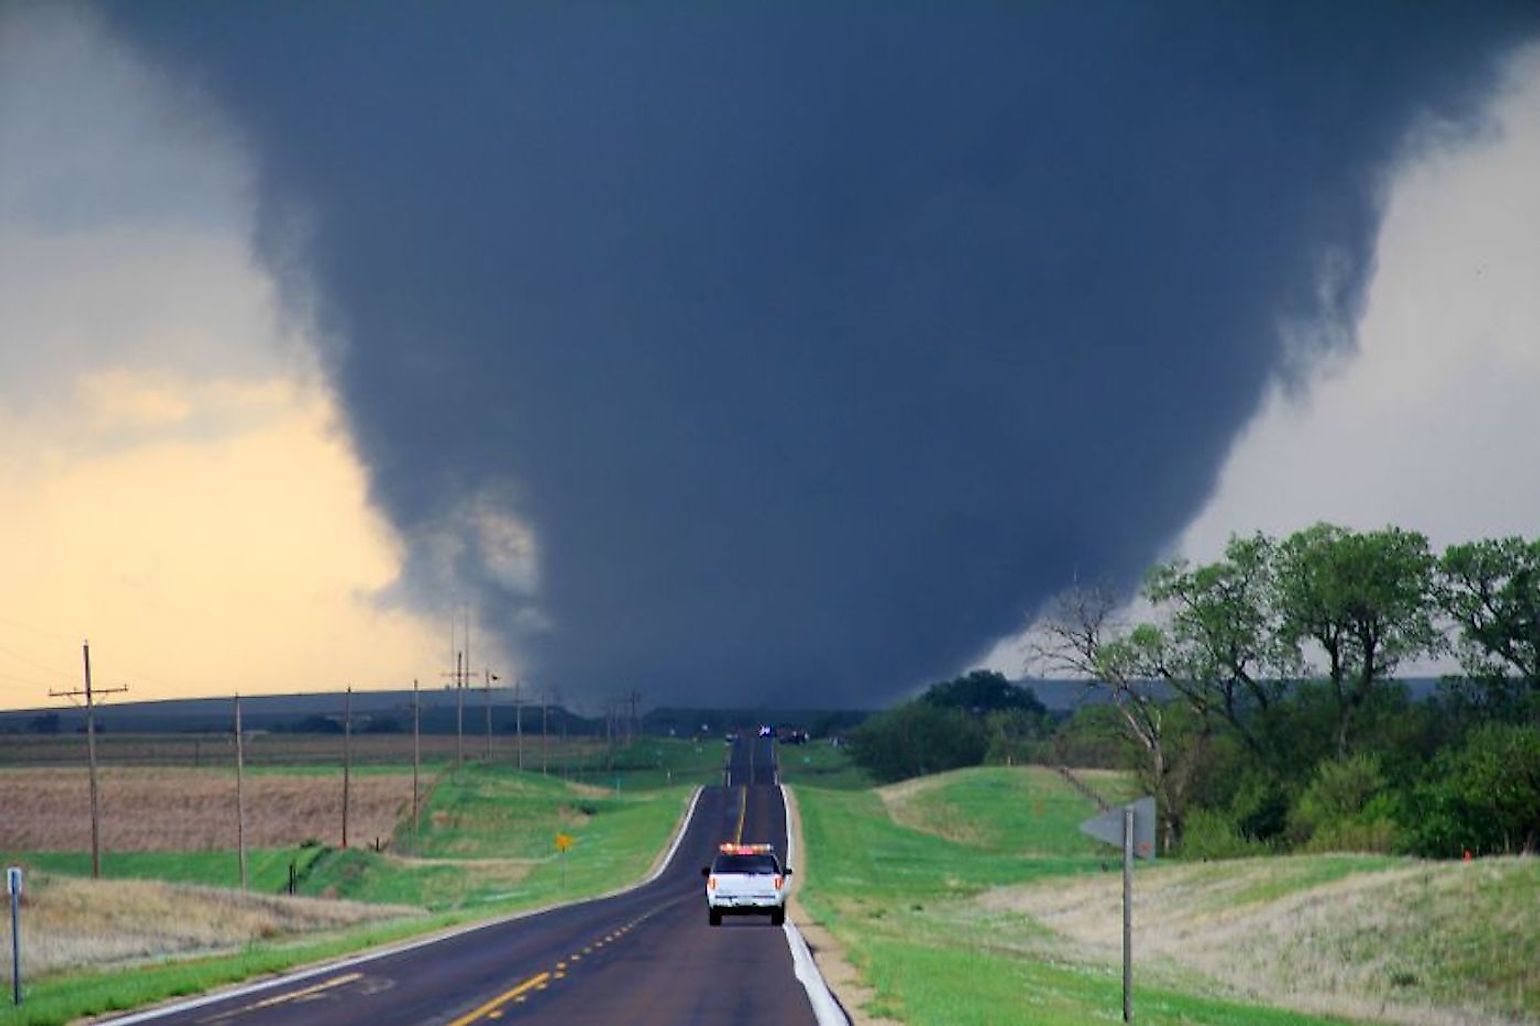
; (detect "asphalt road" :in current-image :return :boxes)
[113,735,818,1026]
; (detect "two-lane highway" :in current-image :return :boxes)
[113,736,820,1026]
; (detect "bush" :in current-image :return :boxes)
[1229,774,1291,845]
[1288,754,1401,852]
[848,701,988,783]
[1178,808,1266,860]
[1404,723,1540,857]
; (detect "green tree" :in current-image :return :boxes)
[1030,585,1203,851]
[920,669,1047,717]
[1144,533,1295,761]
[1438,537,1540,710]
[847,701,987,783]
[1287,754,1397,852]
[1274,524,1442,756]
[1405,723,1540,856]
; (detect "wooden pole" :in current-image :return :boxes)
[235,694,247,890]
[1123,804,1134,1023]
[483,670,493,761]
[411,679,421,851]
[342,686,352,849]
[84,642,101,879]
[455,652,464,769]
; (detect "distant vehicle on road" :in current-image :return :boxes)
[757,724,775,738]
[702,843,790,926]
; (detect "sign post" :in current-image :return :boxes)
[1080,797,1156,1022]
[7,867,21,1006]
[554,833,574,888]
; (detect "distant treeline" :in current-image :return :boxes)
[855,525,1540,861]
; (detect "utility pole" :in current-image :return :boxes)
[234,694,247,890]
[454,651,464,769]
[623,689,642,745]
[342,686,352,850]
[514,678,524,771]
[50,641,126,879]
[411,679,421,852]
[483,669,498,761]
[541,690,549,776]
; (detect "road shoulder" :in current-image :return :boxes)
[781,784,900,1026]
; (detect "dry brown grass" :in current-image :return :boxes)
[0,768,414,850]
[979,856,1540,1026]
[1,872,415,976]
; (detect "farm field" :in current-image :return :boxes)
[0,731,605,768]
[0,767,412,851]
[791,764,1540,1026]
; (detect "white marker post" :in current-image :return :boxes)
[7,866,21,1006]
[1080,797,1156,1022]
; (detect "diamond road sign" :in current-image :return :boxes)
[1080,797,1157,859]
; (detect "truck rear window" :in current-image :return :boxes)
[713,854,779,874]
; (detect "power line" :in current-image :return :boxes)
[0,642,75,681]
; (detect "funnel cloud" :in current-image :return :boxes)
[109,4,1539,705]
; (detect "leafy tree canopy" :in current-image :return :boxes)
[919,669,1046,717]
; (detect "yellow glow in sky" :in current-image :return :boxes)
[0,370,445,707]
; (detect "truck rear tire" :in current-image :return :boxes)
[709,909,722,927]
[770,907,785,926]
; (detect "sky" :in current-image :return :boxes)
[2,4,1538,711]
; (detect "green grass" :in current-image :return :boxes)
[0,847,329,892]
[797,787,1100,912]
[1221,853,1403,906]
[310,763,692,910]
[856,942,1363,1026]
[775,741,871,789]
[534,737,728,792]
[794,768,1367,1026]
[889,766,1117,856]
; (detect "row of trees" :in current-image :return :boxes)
[1032,525,1540,856]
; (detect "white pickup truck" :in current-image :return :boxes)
[702,843,790,926]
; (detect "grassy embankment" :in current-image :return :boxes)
[793,763,1540,1026]
[0,741,709,1026]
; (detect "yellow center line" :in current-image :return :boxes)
[445,972,552,1026]
[201,971,363,1021]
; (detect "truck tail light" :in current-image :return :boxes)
[773,875,783,890]
[707,876,717,890]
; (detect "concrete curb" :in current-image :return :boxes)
[100,785,705,1025]
[779,783,851,1026]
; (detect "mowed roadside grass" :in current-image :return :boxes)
[777,741,872,790]
[793,767,1373,1026]
[991,854,1540,1025]
[307,764,694,909]
[0,847,328,893]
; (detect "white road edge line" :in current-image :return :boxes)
[99,785,705,1026]
[779,782,851,1026]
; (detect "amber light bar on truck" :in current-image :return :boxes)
[718,843,774,855]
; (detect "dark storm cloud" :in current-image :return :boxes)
[110,3,1538,706]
